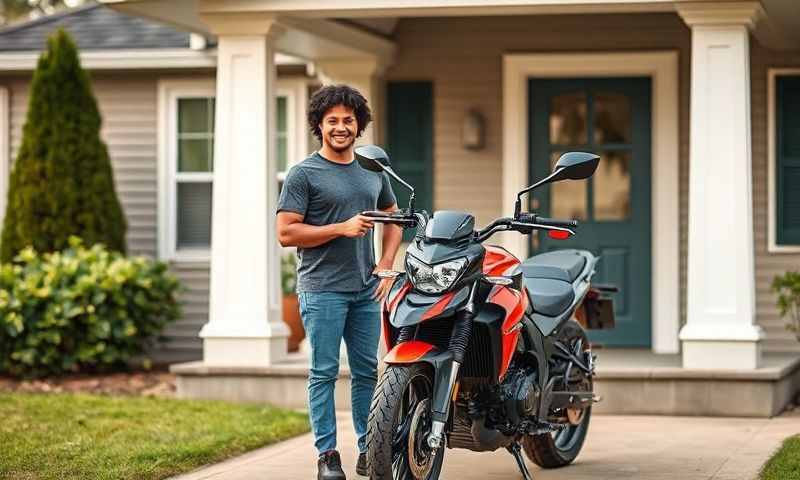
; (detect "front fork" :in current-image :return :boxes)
[426,360,460,449]
[426,310,473,449]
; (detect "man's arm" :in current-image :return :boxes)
[277,211,374,248]
[371,203,403,301]
[376,203,403,270]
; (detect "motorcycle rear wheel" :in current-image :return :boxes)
[523,321,593,468]
[366,363,445,480]
[522,406,592,468]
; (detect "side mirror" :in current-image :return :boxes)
[512,151,600,218]
[355,144,417,212]
[355,145,391,172]
[552,152,600,181]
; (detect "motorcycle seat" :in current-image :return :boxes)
[522,277,574,317]
[520,250,589,317]
[520,250,587,283]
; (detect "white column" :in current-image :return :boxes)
[678,4,764,369]
[199,21,289,366]
[317,58,386,145]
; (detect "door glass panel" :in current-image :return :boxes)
[593,92,631,144]
[549,151,587,220]
[594,150,631,221]
[549,92,587,145]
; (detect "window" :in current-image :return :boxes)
[770,72,800,251]
[276,95,289,176]
[175,97,215,251]
[159,80,303,261]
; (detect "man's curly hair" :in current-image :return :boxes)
[307,84,372,143]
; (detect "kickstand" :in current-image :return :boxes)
[506,442,534,480]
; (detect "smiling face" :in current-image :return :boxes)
[320,104,358,153]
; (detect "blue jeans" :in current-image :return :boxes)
[299,283,381,455]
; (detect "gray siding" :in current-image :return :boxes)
[3,72,210,362]
[750,42,800,353]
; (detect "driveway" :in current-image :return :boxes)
[171,412,799,480]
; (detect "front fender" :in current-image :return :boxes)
[383,340,438,364]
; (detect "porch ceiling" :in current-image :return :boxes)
[100,0,396,61]
[102,0,800,50]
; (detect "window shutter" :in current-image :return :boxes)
[777,76,800,245]
[387,82,434,241]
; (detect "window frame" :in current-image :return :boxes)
[768,69,800,252]
[158,79,215,262]
[276,78,310,182]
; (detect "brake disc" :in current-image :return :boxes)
[407,398,435,479]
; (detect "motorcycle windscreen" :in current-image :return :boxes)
[390,285,471,328]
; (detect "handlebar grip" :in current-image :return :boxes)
[517,213,578,229]
[361,210,417,227]
[537,216,579,229]
[362,210,392,218]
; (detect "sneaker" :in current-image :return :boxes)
[356,452,368,476]
[317,450,346,480]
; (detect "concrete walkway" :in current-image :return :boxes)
[171,412,800,480]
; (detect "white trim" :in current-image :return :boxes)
[767,68,800,253]
[0,49,216,71]
[0,49,307,72]
[0,86,8,226]
[501,51,680,354]
[157,78,216,262]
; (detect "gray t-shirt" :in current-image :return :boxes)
[277,152,397,293]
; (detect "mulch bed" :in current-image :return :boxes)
[0,370,176,397]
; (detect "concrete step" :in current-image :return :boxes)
[171,351,800,417]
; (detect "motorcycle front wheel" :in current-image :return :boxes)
[366,363,445,480]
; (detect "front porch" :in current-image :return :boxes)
[96,0,800,417]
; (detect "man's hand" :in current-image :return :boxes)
[372,268,395,303]
[340,214,374,238]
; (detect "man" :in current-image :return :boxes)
[276,84,403,480]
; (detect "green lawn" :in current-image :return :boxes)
[762,435,800,480]
[0,393,309,480]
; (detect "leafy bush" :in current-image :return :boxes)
[772,271,800,342]
[1,29,126,262]
[0,238,181,377]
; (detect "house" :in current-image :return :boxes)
[3,0,799,416]
[0,3,319,363]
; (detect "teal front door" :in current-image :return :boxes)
[529,78,652,347]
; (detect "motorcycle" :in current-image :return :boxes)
[358,144,616,480]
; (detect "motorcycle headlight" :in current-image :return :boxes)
[405,256,468,294]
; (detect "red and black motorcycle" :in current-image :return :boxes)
[357,145,615,480]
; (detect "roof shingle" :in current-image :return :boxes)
[0,3,193,51]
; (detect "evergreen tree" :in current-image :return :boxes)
[1,29,126,262]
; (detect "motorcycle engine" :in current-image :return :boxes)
[497,367,540,424]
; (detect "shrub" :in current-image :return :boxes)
[1,29,126,262]
[772,271,800,342]
[0,237,181,377]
